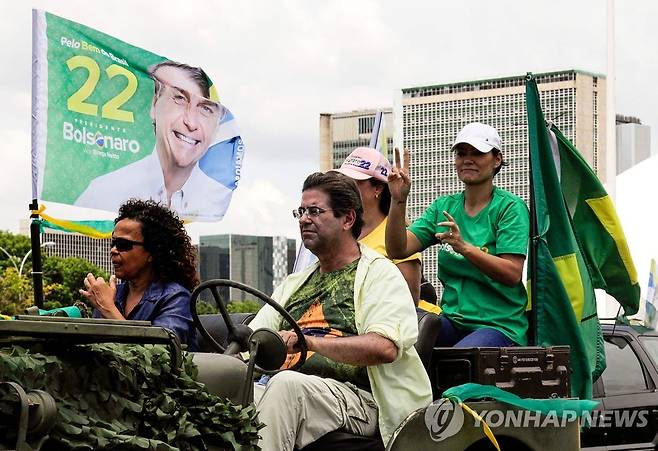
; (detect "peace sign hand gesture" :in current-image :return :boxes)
[388,147,412,203]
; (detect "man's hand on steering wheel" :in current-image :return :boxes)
[279,329,306,354]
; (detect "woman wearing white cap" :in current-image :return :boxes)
[386,123,529,347]
[336,147,426,306]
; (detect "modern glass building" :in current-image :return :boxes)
[199,234,296,304]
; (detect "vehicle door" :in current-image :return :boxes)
[593,329,658,448]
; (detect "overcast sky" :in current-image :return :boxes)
[0,0,655,296]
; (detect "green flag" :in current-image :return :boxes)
[32,10,245,222]
[526,75,639,399]
[551,126,640,314]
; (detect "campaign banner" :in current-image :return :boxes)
[32,10,244,222]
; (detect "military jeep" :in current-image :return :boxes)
[1,279,582,450]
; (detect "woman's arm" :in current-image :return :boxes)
[150,288,195,345]
[458,248,524,286]
[396,259,422,306]
[386,148,424,258]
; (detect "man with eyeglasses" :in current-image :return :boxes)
[247,171,431,450]
[75,61,240,220]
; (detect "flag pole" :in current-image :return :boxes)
[604,0,618,319]
[370,111,383,149]
[606,0,616,199]
[526,73,538,346]
[30,11,44,308]
[28,200,45,309]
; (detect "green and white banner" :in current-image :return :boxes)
[32,10,244,222]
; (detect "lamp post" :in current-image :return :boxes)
[18,242,56,278]
[0,246,19,273]
[1,241,56,306]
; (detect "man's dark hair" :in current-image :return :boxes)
[116,199,199,290]
[302,172,364,239]
[148,60,212,99]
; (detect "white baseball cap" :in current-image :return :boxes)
[336,147,391,182]
[451,123,502,153]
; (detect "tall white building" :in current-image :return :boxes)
[401,70,607,289]
[616,115,652,174]
[19,220,113,275]
[42,230,113,275]
[319,108,394,171]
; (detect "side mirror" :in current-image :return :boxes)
[250,328,287,371]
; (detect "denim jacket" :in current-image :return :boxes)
[93,280,194,347]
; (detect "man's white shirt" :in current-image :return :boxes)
[75,149,232,221]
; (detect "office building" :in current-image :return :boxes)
[319,108,395,171]
[616,115,652,174]
[199,234,296,304]
[41,230,113,275]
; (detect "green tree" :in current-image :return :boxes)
[193,300,262,316]
[0,267,33,315]
[0,231,31,273]
[195,301,219,315]
[227,299,261,314]
[0,230,108,315]
[42,256,109,309]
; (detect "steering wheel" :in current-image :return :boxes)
[190,279,307,372]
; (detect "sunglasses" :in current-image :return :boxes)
[111,237,145,252]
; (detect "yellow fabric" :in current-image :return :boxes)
[209,84,220,102]
[525,278,532,311]
[418,300,442,314]
[586,195,638,284]
[553,254,585,321]
[460,402,501,451]
[33,205,113,239]
[359,217,422,265]
[248,245,432,445]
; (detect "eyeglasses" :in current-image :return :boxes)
[152,76,226,120]
[292,206,332,219]
[111,237,145,252]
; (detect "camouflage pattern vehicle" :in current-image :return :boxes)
[1,280,582,451]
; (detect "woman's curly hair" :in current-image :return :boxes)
[116,199,199,290]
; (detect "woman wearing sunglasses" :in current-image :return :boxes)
[80,199,198,346]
